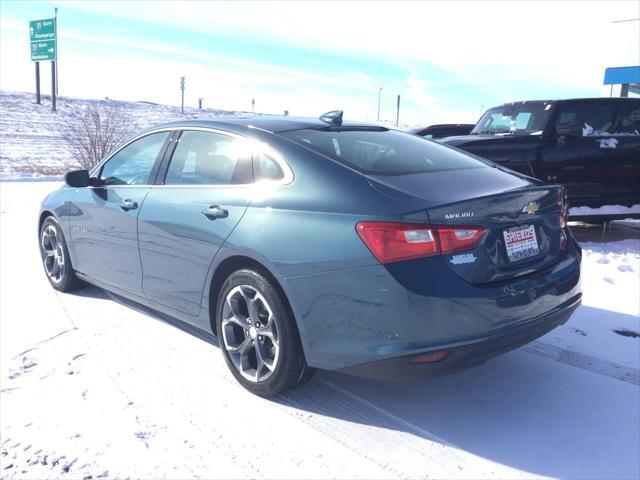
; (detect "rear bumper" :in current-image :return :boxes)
[335,293,580,380]
[285,237,581,372]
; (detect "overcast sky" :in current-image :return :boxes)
[1,1,638,125]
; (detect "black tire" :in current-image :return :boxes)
[216,269,315,396]
[39,216,82,292]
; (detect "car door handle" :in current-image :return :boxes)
[201,205,228,220]
[119,199,138,211]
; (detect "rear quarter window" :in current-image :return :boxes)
[280,128,488,175]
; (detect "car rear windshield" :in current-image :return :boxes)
[279,128,488,175]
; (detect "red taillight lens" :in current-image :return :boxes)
[437,227,487,254]
[560,202,569,228]
[356,222,438,263]
[356,222,486,264]
[556,189,569,228]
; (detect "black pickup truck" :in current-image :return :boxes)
[441,98,640,210]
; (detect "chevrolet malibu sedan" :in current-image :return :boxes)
[39,112,582,396]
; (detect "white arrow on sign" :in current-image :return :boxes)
[48,48,54,53]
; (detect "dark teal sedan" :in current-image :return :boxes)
[38,112,582,396]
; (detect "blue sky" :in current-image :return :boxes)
[1,1,638,125]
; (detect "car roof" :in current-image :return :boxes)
[147,116,381,135]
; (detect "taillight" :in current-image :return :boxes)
[556,188,569,228]
[356,222,486,264]
[560,201,569,228]
[437,228,487,254]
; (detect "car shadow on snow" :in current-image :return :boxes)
[74,285,639,479]
[278,306,639,480]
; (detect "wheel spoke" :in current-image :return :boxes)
[262,354,276,372]
[49,228,58,250]
[222,315,247,329]
[225,294,244,321]
[51,260,60,279]
[228,335,252,354]
[254,342,265,380]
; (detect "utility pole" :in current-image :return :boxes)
[396,94,400,127]
[180,76,185,114]
[198,98,203,109]
[377,87,383,122]
[252,98,255,113]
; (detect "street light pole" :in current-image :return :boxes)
[377,87,383,122]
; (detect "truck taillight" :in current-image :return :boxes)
[356,222,486,264]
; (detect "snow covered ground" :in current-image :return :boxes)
[0,181,638,479]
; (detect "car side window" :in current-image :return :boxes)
[164,130,253,185]
[253,152,284,182]
[99,132,170,186]
[554,103,614,136]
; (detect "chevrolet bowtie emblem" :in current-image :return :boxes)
[522,202,540,214]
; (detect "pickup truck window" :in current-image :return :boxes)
[555,102,640,136]
[555,104,613,136]
[471,104,550,135]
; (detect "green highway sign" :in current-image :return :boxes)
[29,18,56,62]
[31,40,56,61]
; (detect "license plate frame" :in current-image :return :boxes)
[503,224,540,262]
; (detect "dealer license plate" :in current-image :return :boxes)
[503,224,539,262]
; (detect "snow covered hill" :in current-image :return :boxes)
[0,90,415,181]
[0,91,252,180]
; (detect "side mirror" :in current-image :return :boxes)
[65,169,90,188]
[556,123,583,138]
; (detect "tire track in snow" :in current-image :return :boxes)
[524,341,639,385]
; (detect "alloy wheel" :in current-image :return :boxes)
[221,285,280,383]
[41,224,65,284]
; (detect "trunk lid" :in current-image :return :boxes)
[367,168,566,284]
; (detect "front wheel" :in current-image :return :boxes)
[39,216,82,292]
[216,269,314,396]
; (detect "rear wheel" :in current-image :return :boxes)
[216,269,314,396]
[39,216,82,292]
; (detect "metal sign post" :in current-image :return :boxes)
[51,60,56,111]
[29,18,56,109]
[396,94,400,127]
[35,62,41,104]
[180,76,185,114]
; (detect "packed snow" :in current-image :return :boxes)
[0,181,638,479]
[569,204,640,217]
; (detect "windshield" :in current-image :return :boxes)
[280,128,489,176]
[471,104,551,135]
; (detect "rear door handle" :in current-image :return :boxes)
[119,199,138,211]
[201,205,228,220]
